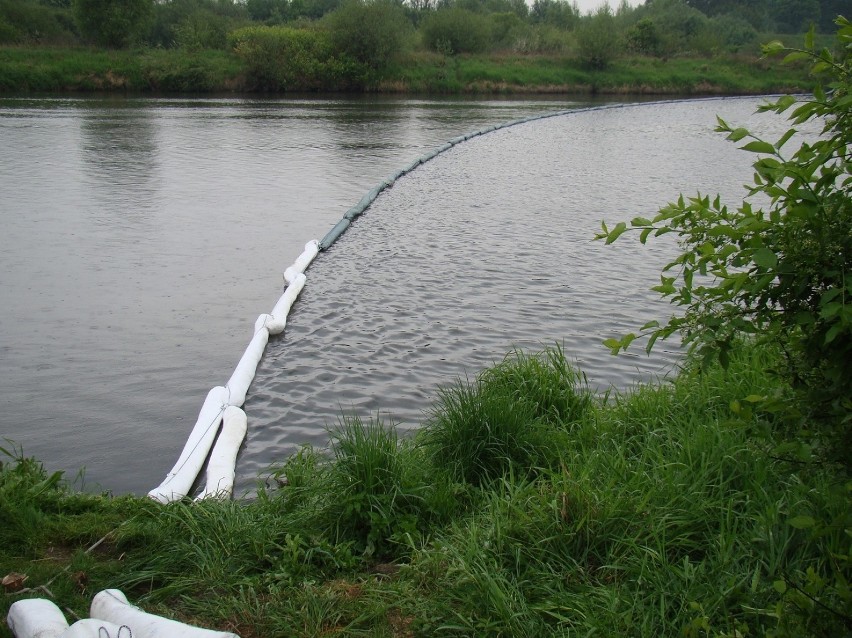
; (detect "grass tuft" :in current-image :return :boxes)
[1,340,848,637]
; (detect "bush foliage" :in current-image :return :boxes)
[598,18,851,455]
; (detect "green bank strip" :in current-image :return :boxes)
[0,47,812,95]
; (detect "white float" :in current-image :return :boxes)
[6,598,69,638]
[148,386,229,504]
[283,240,319,284]
[61,619,128,638]
[196,406,247,500]
[149,241,317,503]
[91,590,239,638]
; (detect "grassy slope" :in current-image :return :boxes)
[0,45,813,94]
[1,342,848,637]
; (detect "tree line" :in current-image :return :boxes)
[0,0,844,89]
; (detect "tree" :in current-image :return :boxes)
[597,18,852,447]
[771,0,820,33]
[421,7,492,54]
[326,0,412,71]
[72,0,153,47]
[575,6,620,70]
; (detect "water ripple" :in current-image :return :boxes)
[238,97,788,494]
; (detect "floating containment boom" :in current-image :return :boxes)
[149,101,641,503]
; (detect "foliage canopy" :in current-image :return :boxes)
[598,17,851,449]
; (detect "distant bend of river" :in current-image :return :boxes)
[0,95,790,495]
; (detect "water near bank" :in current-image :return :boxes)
[0,95,788,495]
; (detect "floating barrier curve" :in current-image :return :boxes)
[149,99,707,503]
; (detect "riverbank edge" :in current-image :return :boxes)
[1,341,849,637]
[0,46,813,96]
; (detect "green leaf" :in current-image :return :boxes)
[726,128,749,142]
[741,140,776,154]
[782,51,810,64]
[631,216,652,227]
[774,128,796,150]
[640,320,660,331]
[762,40,785,56]
[605,222,628,245]
[824,323,842,345]
[788,515,816,529]
[774,95,797,112]
[602,338,622,354]
[752,247,777,269]
[773,580,788,594]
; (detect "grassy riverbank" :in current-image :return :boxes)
[2,342,849,637]
[0,45,813,95]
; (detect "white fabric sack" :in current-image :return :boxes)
[196,406,247,500]
[7,598,69,638]
[90,590,239,638]
[147,386,229,504]
[267,273,306,335]
[224,326,269,408]
[60,619,128,638]
[283,240,319,284]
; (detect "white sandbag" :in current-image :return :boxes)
[7,598,69,638]
[147,386,229,504]
[267,273,306,335]
[196,406,247,500]
[224,326,269,408]
[60,619,128,638]
[90,590,239,638]
[283,240,319,284]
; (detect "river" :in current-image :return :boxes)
[0,94,788,495]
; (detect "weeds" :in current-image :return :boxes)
[1,342,849,637]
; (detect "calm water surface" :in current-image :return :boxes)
[0,95,787,495]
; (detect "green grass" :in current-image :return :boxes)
[0,45,813,95]
[382,50,813,94]
[0,46,243,92]
[1,342,849,637]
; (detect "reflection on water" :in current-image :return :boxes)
[79,107,160,230]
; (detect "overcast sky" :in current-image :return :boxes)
[571,0,644,15]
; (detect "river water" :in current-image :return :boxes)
[0,95,788,495]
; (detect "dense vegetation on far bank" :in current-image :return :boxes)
[0,45,816,94]
[0,0,839,94]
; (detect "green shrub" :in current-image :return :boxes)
[626,17,661,56]
[488,11,528,51]
[325,0,412,71]
[72,0,154,48]
[0,0,78,45]
[228,24,356,90]
[421,7,492,55]
[598,20,852,457]
[709,13,758,49]
[529,0,578,30]
[575,6,620,70]
[173,10,229,50]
